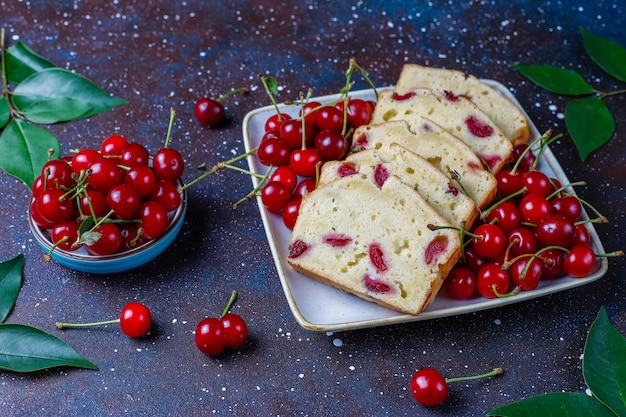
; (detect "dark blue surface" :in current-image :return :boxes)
[1,1,625,416]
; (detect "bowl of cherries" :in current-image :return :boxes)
[28,133,187,274]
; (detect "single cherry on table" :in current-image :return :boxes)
[55,302,153,338]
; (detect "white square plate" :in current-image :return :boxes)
[242,81,608,332]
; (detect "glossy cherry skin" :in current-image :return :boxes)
[139,201,169,239]
[119,302,152,338]
[195,317,225,356]
[564,243,596,278]
[195,97,225,126]
[51,221,80,251]
[289,148,322,177]
[86,223,122,255]
[445,267,477,300]
[485,201,521,233]
[535,214,575,248]
[410,368,448,407]
[510,257,543,291]
[221,313,248,349]
[153,148,184,182]
[477,264,510,298]
[472,224,506,259]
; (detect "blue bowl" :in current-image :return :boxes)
[29,190,187,274]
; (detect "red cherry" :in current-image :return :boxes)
[522,170,552,197]
[195,97,225,127]
[257,137,291,167]
[153,147,184,181]
[264,113,291,132]
[261,181,291,213]
[472,224,506,259]
[495,168,524,197]
[294,178,316,198]
[124,165,157,198]
[551,195,582,221]
[316,105,343,132]
[36,188,73,224]
[314,129,348,161]
[564,243,597,278]
[51,221,80,252]
[289,148,322,177]
[71,149,101,175]
[119,302,152,338]
[149,180,182,212]
[86,223,122,255]
[510,257,543,291]
[300,101,322,128]
[41,159,75,190]
[107,184,141,220]
[279,119,316,149]
[221,313,248,349]
[120,143,150,167]
[519,193,552,224]
[269,166,298,193]
[410,368,448,407]
[100,135,129,161]
[477,264,510,298]
[78,189,110,218]
[485,201,521,234]
[139,201,169,239]
[511,143,536,169]
[282,197,302,230]
[87,158,123,193]
[195,317,225,356]
[535,214,575,248]
[444,267,477,300]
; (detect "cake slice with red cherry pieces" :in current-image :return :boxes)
[352,120,497,210]
[370,87,513,174]
[287,174,461,316]
[393,63,530,145]
[319,143,479,229]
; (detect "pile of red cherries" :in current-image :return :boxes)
[29,134,184,256]
[445,138,607,300]
[255,97,376,229]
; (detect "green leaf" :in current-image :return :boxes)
[0,324,98,372]
[0,119,61,188]
[264,76,279,95]
[12,68,127,123]
[18,97,95,124]
[4,41,56,85]
[583,306,626,416]
[0,96,9,129]
[513,64,596,95]
[565,97,615,160]
[581,27,626,82]
[0,254,24,323]
[487,392,616,417]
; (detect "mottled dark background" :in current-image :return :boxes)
[1,1,625,416]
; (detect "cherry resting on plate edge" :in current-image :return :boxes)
[55,302,152,338]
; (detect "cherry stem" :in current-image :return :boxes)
[232,164,273,208]
[55,318,119,330]
[446,367,504,383]
[220,290,238,318]
[163,107,176,149]
[216,87,248,102]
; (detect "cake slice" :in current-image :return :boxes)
[352,120,497,209]
[370,88,513,174]
[287,174,461,315]
[319,143,479,228]
[393,63,530,145]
